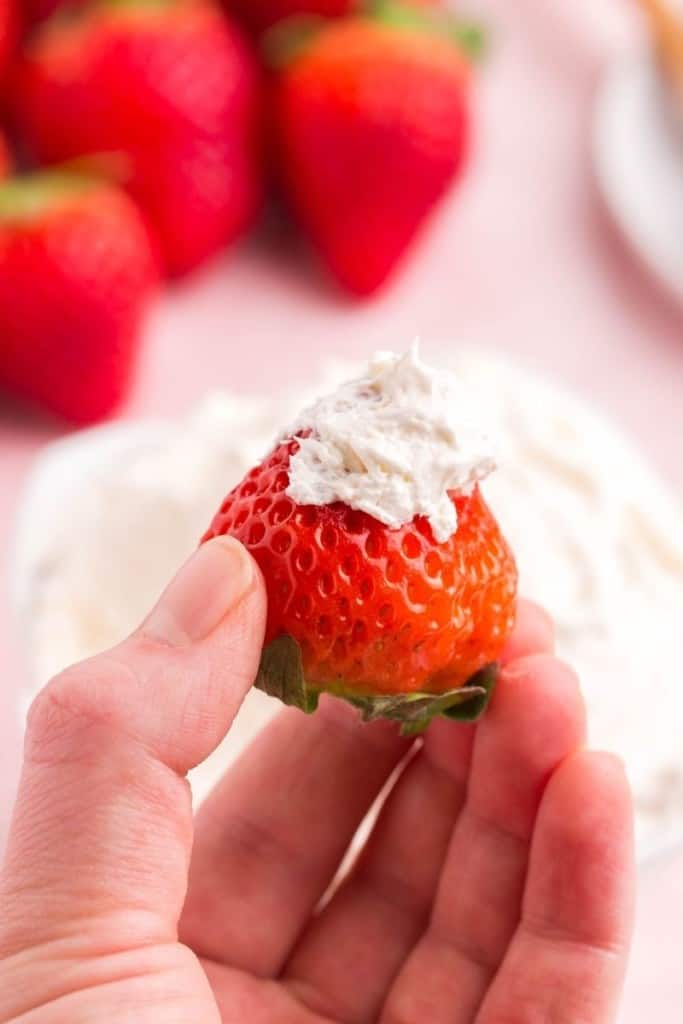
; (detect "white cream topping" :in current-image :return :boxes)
[284,343,495,542]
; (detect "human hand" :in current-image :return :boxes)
[0,537,635,1023]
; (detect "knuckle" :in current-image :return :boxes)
[25,655,137,765]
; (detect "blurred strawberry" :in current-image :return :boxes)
[0,130,10,177]
[274,5,478,296]
[1,0,17,81]
[14,0,264,277]
[0,171,157,423]
[228,0,440,35]
[20,0,86,30]
[230,0,355,35]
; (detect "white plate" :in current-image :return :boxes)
[594,53,683,305]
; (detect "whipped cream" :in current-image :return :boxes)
[285,344,495,542]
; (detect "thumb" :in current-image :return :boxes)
[0,536,266,960]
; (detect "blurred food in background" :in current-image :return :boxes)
[273,10,474,295]
[0,171,157,423]
[227,0,439,36]
[0,127,9,176]
[0,0,15,81]
[0,0,481,422]
[228,0,357,35]
[13,0,264,277]
[640,0,683,116]
[594,0,683,308]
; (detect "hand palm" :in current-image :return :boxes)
[0,540,633,1024]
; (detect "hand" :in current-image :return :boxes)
[0,537,635,1023]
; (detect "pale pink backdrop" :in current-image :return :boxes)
[1,0,682,1016]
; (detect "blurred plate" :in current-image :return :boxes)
[594,52,683,305]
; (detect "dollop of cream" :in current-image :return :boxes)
[284,343,496,542]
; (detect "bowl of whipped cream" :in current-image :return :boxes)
[9,349,683,861]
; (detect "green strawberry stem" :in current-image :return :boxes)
[255,633,498,736]
[0,171,91,223]
[0,155,132,223]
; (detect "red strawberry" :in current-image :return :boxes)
[203,437,517,731]
[0,130,10,177]
[274,8,476,296]
[230,0,355,35]
[0,171,157,423]
[13,0,264,277]
[19,0,85,30]
[0,0,16,80]
[228,0,440,35]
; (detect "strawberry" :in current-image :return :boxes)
[273,7,477,296]
[13,0,264,277]
[203,437,517,732]
[19,0,84,30]
[0,130,9,177]
[227,0,440,35]
[0,0,16,80]
[0,171,157,423]
[230,0,355,36]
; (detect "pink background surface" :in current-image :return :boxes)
[1,0,682,1017]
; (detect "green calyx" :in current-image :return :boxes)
[0,171,93,224]
[0,154,131,225]
[255,633,498,736]
[262,15,330,69]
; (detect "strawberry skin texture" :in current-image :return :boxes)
[14,0,264,277]
[203,439,518,697]
[0,181,157,423]
[275,19,471,296]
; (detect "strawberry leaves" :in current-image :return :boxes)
[255,633,498,735]
[256,633,321,713]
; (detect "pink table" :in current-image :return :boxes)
[1,1,681,1017]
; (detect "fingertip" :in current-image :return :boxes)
[502,599,555,664]
[544,749,634,843]
[528,748,636,946]
[495,653,587,742]
[141,535,261,647]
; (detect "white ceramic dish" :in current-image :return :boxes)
[594,52,683,305]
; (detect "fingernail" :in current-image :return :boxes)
[142,537,254,646]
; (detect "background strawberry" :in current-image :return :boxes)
[19,0,86,30]
[274,10,474,296]
[0,0,16,80]
[203,437,517,729]
[0,130,9,177]
[0,172,157,423]
[14,0,264,277]
[229,0,355,36]
[228,0,440,35]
